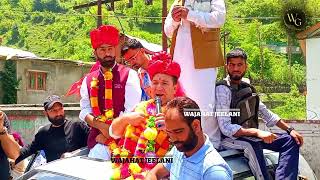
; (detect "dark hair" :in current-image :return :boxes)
[226,48,247,64]
[172,76,178,85]
[166,97,202,127]
[121,38,144,56]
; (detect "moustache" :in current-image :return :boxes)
[55,115,64,120]
[102,56,114,60]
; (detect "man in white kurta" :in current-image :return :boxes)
[79,25,141,160]
[79,67,141,160]
[164,0,226,149]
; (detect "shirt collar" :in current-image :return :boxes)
[138,67,147,74]
[184,134,214,163]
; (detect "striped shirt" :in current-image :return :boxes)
[215,84,280,138]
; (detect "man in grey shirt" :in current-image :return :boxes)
[215,48,303,180]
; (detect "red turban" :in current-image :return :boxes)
[90,25,119,49]
[148,51,181,80]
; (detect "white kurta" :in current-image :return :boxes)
[164,0,226,149]
[79,66,142,160]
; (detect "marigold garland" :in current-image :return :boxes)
[110,99,171,180]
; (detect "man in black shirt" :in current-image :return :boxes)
[15,95,90,164]
[0,110,20,180]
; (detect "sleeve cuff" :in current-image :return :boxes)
[109,124,121,139]
[79,110,92,121]
[230,125,242,139]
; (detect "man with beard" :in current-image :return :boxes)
[79,25,141,159]
[215,48,304,180]
[15,95,90,164]
[146,97,232,180]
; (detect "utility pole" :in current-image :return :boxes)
[162,0,168,51]
[74,0,120,28]
[97,0,102,27]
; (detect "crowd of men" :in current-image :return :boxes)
[0,0,304,179]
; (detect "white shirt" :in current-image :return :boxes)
[164,0,226,149]
[164,0,226,39]
[79,67,142,121]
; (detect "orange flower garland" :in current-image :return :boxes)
[90,69,114,125]
[110,100,171,180]
[89,69,118,152]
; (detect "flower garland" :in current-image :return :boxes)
[110,99,171,180]
[89,69,118,152]
[90,69,114,124]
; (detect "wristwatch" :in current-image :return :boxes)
[286,127,295,135]
[0,127,7,135]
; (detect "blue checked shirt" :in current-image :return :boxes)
[215,81,280,138]
[138,68,151,101]
[163,134,233,180]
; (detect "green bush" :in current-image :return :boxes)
[271,85,306,120]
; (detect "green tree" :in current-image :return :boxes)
[0,60,20,104]
[7,25,20,45]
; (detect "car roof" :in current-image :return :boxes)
[19,150,279,179]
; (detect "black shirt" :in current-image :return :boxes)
[0,113,11,180]
[16,119,89,164]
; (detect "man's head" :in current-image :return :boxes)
[121,39,149,70]
[226,48,248,82]
[43,95,65,127]
[147,52,180,106]
[90,25,120,69]
[165,97,202,153]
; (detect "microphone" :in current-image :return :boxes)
[155,96,162,114]
[155,96,164,129]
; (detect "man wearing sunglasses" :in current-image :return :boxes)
[15,95,90,164]
[121,38,152,101]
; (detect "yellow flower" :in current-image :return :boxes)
[109,142,117,150]
[90,79,99,88]
[99,115,107,122]
[105,110,114,119]
[104,71,113,80]
[105,89,112,99]
[125,125,135,138]
[129,163,142,174]
[144,127,158,141]
[90,97,98,107]
[120,150,129,157]
[113,148,121,156]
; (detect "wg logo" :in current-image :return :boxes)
[283,7,306,31]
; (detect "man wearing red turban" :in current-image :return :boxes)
[78,25,141,160]
[110,51,182,138]
[100,52,181,179]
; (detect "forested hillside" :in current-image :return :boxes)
[1,0,319,86]
[1,0,319,118]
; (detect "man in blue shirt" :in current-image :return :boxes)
[146,97,232,180]
[121,38,152,101]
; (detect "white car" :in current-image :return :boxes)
[17,148,317,180]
